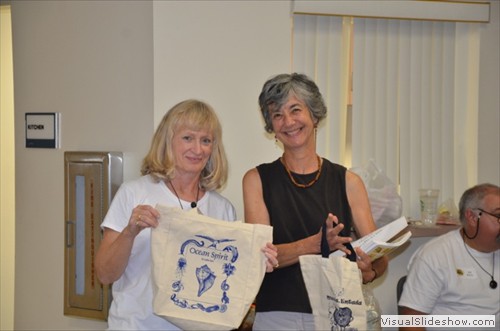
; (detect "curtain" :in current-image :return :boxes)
[352,18,480,219]
[293,14,480,219]
[292,14,350,164]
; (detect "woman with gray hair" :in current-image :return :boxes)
[96,99,278,330]
[243,73,388,330]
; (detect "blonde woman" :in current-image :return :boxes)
[96,99,277,330]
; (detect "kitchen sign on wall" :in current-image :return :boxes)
[25,112,60,148]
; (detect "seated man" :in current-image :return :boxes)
[399,183,499,330]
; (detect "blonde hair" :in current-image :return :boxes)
[141,99,228,191]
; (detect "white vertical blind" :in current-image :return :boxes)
[352,18,480,219]
[293,13,480,220]
[454,23,480,200]
[292,15,350,163]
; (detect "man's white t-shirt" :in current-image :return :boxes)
[101,175,237,330]
[399,229,499,330]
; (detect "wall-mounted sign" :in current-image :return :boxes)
[25,112,60,148]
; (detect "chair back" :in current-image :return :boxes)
[396,275,407,313]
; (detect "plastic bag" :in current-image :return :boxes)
[350,159,403,227]
[363,285,381,331]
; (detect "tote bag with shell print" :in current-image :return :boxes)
[300,254,368,331]
[299,223,367,331]
[151,204,273,330]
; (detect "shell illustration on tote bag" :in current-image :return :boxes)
[170,234,238,313]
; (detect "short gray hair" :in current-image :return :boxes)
[258,73,327,133]
[458,183,500,224]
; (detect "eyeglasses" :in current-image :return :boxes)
[475,208,500,223]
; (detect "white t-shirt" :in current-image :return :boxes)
[101,175,237,330]
[399,229,499,329]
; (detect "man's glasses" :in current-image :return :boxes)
[475,208,500,222]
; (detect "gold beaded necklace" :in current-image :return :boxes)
[281,155,322,188]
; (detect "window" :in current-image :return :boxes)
[292,8,484,219]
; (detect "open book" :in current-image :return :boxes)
[332,216,411,261]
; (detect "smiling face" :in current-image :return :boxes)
[171,126,214,177]
[271,94,317,151]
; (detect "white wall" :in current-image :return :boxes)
[8,0,499,329]
[10,1,153,330]
[153,1,292,215]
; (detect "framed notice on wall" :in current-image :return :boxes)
[25,112,60,148]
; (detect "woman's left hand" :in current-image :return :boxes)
[262,242,279,273]
[355,247,377,283]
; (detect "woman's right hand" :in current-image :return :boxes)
[127,204,160,235]
[96,204,160,285]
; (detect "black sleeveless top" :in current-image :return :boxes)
[255,158,353,313]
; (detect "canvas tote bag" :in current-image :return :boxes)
[299,224,367,330]
[151,204,273,330]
